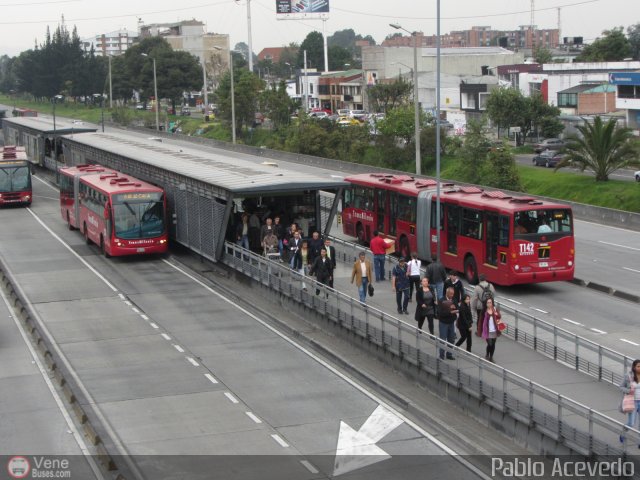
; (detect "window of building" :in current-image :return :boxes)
[557,92,577,108]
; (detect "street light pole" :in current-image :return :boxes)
[214,45,236,144]
[108,55,113,109]
[390,23,421,176]
[141,53,160,131]
[435,0,442,261]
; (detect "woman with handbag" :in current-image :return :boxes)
[481,297,502,363]
[414,277,436,334]
[619,359,640,445]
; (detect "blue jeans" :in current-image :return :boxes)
[237,235,249,250]
[395,288,409,312]
[357,277,369,303]
[374,255,385,282]
[438,321,456,359]
[434,281,444,301]
[625,400,640,430]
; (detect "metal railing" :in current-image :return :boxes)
[222,241,640,459]
[326,235,637,388]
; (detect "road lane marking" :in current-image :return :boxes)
[623,267,640,274]
[598,241,640,252]
[173,345,185,353]
[531,307,548,314]
[150,322,159,329]
[590,328,607,334]
[140,314,149,320]
[161,333,171,341]
[186,356,199,367]
[204,373,218,384]
[621,339,640,346]
[224,392,239,404]
[118,294,126,300]
[504,298,522,305]
[131,307,140,313]
[271,434,290,448]
[124,301,132,306]
[562,318,582,326]
[300,460,319,474]
[245,412,262,424]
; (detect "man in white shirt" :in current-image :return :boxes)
[407,252,421,302]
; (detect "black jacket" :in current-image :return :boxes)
[309,256,333,284]
[457,303,473,329]
[443,278,464,306]
[438,297,458,324]
[414,286,437,321]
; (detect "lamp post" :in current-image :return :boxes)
[214,46,236,144]
[436,0,442,261]
[390,23,421,176]
[141,53,159,131]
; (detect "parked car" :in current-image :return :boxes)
[337,116,360,126]
[309,111,329,119]
[533,150,564,168]
[534,138,566,153]
[635,170,640,182]
[337,109,350,117]
[349,110,368,122]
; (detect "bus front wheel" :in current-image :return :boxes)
[464,255,479,285]
[100,236,111,258]
[84,224,91,245]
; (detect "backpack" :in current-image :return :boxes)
[480,284,493,304]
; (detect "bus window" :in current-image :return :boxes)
[397,195,416,223]
[352,187,373,210]
[462,207,481,239]
[343,188,353,209]
[446,205,460,254]
[514,209,572,236]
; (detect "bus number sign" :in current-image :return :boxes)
[519,242,535,256]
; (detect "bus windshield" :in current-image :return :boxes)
[0,165,31,192]
[112,194,165,239]
[514,208,572,237]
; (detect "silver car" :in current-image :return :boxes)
[534,138,566,153]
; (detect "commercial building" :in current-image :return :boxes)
[609,72,640,132]
[81,29,138,56]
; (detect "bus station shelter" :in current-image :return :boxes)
[59,131,346,262]
[2,116,98,170]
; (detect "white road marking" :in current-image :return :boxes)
[504,298,522,305]
[531,307,549,314]
[621,339,640,346]
[131,307,140,313]
[224,392,239,404]
[173,344,185,353]
[591,328,607,334]
[623,267,640,274]
[271,434,290,448]
[598,241,640,252]
[161,333,171,341]
[186,356,199,367]
[0,288,105,479]
[562,318,582,326]
[245,412,262,424]
[150,322,159,329]
[124,300,132,306]
[118,294,126,300]
[204,373,218,384]
[300,460,319,474]
[140,314,149,320]
[162,259,492,480]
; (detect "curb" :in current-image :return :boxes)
[573,277,639,304]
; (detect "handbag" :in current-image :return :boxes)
[368,283,375,297]
[622,393,635,413]
[496,320,507,332]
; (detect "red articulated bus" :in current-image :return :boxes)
[341,173,575,286]
[59,164,168,257]
[13,108,38,117]
[0,145,32,206]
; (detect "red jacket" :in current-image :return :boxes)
[370,236,386,255]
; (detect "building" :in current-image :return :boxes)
[556,84,617,116]
[81,29,138,56]
[609,72,640,132]
[318,70,364,112]
[257,47,298,63]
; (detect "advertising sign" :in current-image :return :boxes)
[276,0,330,14]
[609,72,640,86]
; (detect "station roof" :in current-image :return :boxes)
[60,132,348,195]
[2,116,98,135]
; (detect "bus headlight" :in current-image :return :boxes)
[568,261,573,266]
[159,239,167,244]
[514,265,520,271]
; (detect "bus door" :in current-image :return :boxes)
[485,212,499,266]
[388,191,398,236]
[375,189,387,234]
[446,204,459,254]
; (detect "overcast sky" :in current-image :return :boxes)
[1,0,638,57]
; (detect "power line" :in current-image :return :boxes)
[0,0,79,6]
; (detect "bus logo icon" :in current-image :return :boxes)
[7,456,30,478]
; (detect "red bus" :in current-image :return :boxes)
[13,108,38,117]
[59,165,168,257]
[341,173,575,286]
[0,146,32,206]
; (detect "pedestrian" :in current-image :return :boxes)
[481,297,501,362]
[444,271,464,307]
[323,238,336,287]
[426,259,447,300]
[369,230,387,282]
[287,230,303,269]
[248,211,261,250]
[619,359,640,445]
[455,293,473,352]
[292,240,310,291]
[392,258,410,315]
[472,274,496,337]
[259,217,274,245]
[414,277,437,334]
[350,251,373,303]
[407,252,422,302]
[309,247,334,296]
[308,231,324,263]
[438,287,458,360]
[262,230,279,257]
[273,216,285,261]
[235,213,250,251]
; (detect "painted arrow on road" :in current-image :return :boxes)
[333,405,404,476]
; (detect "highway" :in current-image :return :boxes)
[0,163,506,478]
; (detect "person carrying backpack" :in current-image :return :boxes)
[472,274,496,337]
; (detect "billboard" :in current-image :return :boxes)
[276,0,329,14]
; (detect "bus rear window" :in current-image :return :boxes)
[514,209,572,235]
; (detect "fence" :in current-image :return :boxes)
[221,241,640,460]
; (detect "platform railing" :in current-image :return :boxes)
[222,241,640,459]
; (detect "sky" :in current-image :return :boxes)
[0,0,638,58]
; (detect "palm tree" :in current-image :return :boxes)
[556,116,637,181]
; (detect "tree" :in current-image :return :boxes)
[533,45,553,64]
[576,27,631,62]
[481,147,523,192]
[260,81,294,130]
[377,104,424,146]
[628,23,640,60]
[555,117,638,181]
[234,42,256,71]
[328,45,353,70]
[297,32,324,69]
[452,118,490,184]
[215,67,264,137]
[367,78,412,113]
